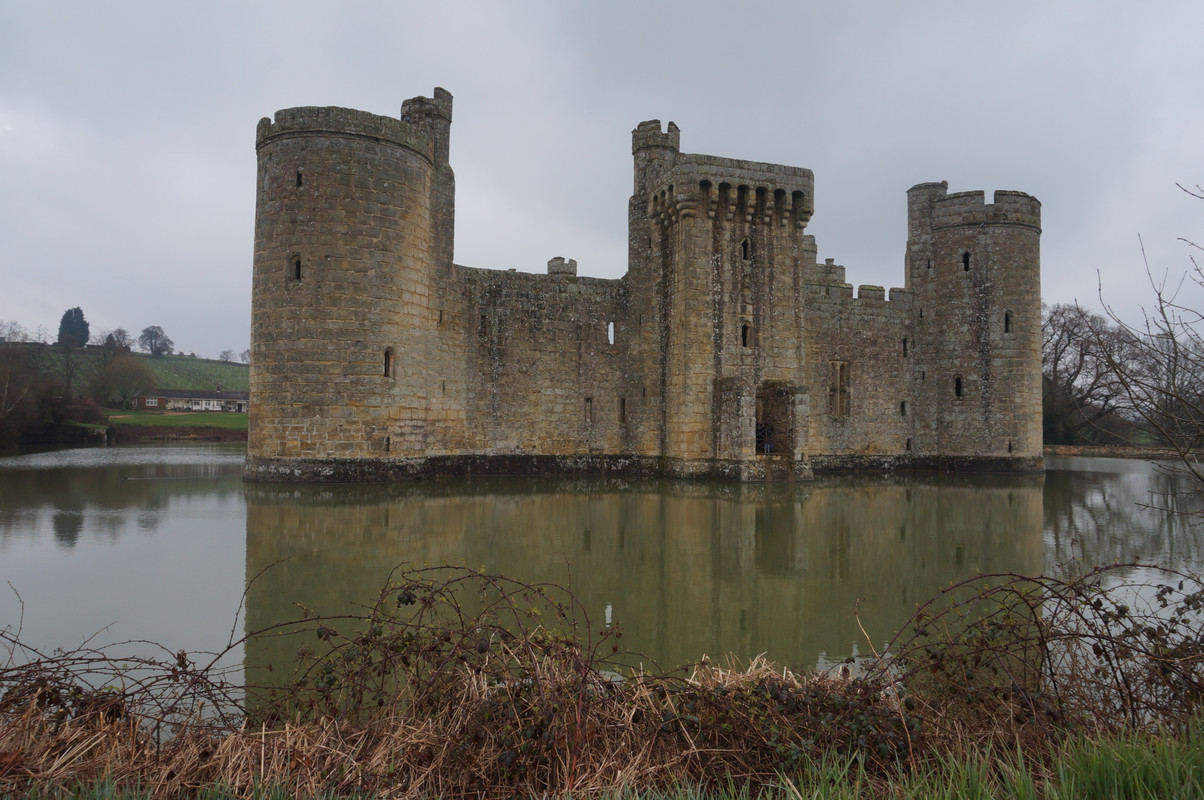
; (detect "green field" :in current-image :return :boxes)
[10,343,251,393]
[140,353,249,392]
[108,409,249,430]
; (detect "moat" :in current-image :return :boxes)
[2,444,1202,675]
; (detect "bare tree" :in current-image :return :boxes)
[1042,303,1132,444]
[219,349,236,363]
[1096,183,1204,481]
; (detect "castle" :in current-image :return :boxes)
[245,88,1043,483]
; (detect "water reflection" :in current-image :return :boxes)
[0,444,248,654]
[1044,456,1204,577]
[6,446,1202,680]
[244,472,1044,673]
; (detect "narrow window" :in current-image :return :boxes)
[954,375,963,398]
[741,323,751,348]
[584,397,593,423]
[607,321,615,345]
[1004,311,1012,334]
[926,259,931,270]
[290,257,302,281]
[900,401,907,417]
[1007,440,1014,453]
[905,437,913,452]
[741,238,750,260]
[962,252,971,271]
[384,436,390,453]
[619,397,626,424]
[295,170,304,188]
[902,338,908,358]
[438,309,444,325]
[828,360,850,417]
[384,347,394,378]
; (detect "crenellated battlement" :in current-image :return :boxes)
[256,105,435,162]
[913,183,1041,233]
[632,120,680,154]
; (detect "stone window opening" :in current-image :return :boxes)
[619,397,626,424]
[962,251,971,271]
[900,400,907,417]
[584,397,593,423]
[741,237,751,261]
[741,323,751,348]
[902,338,908,358]
[384,347,395,378]
[1007,440,1014,453]
[385,436,391,454]
[954,375,964,398]
[1004,311,1013,334]
[607,321,615,345]
[289,256,302,281]
[295,170,303,188]
[828,360,850,417]
[905,437,912,451]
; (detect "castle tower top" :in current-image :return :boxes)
[632,120,680,154]
[401,87,453,165]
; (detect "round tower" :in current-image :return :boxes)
[247,97,448,480]
[907,184,1042,468]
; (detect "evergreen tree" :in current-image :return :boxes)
[56,307,89,348]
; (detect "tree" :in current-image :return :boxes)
[1042,303,1134,444]
[138,325,174,357]
[219,349,236,363]
[57,307,89,349]
[96,353,156,409]
[240,348,250,364]
[110,328,133,351]
[1093,182,1204,481]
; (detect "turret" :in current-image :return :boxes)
[247,93,450,477]
[905,182,1042,466]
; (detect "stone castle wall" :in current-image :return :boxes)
[246,88,1042,483]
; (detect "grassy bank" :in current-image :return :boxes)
[2,564,1201,799]
[29,730,1204,799]
[106,410,247,442]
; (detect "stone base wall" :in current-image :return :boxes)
[244,453,815,484]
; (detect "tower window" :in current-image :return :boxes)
[902,338,908,358]
[905,437,912,451]
[954,375,964,398]
[584,397,593,423]
[741,237,751,260]
[828,360,850,417]
[607,321,615,345]
[384,347,395,378]
[962,252,971,271]
[900,401,907,417]
[289,257,302,281]
[741,323,751,348]
[619,397,626,424]
[1004,311,1013,334]
[295,170,304,188]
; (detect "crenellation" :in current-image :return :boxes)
[248,89,1042,483]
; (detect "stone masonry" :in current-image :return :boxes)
[245,88,1043,483]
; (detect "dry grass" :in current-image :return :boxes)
[2,564,1201,799]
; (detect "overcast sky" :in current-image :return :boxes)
[2,1,1201,358]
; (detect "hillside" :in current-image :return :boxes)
[141,353,249,392]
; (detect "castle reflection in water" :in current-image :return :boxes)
[244,472,1045,674]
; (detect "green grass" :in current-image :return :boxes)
[140,353,248,393]
[108,410,248,430]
